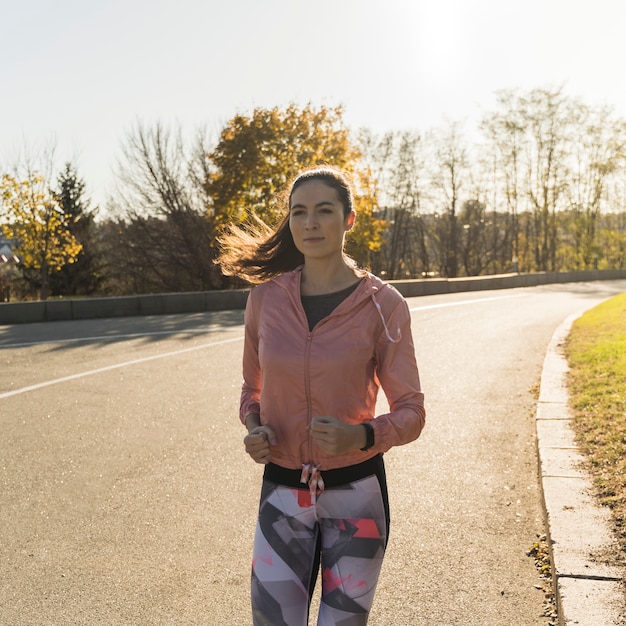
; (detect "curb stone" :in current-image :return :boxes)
[537,313,626,626]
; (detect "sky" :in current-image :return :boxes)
[3,0,626,208]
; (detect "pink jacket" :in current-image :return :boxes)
[240,267,425,471]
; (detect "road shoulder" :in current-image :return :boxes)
[537,313,626,625]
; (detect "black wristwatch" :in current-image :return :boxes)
[360,422,375,451]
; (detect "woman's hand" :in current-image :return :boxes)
[244,413,276,464]
[244,427,276,464]
[310,416,367,455]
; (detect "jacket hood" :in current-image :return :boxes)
[269,266,401,343]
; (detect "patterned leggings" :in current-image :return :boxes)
[251,461,389,626]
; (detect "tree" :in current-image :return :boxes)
[358,129,430,278]
[562,106,626,269]
[206,103,386,269]
[430,120,469,278]
[482,87,576,271]
[479,92,526,272]
[523,88,575,271]
[48,163,102,296]
[457,199,488,275]
[0,172,81,300]
[113,122,220,292]
[479,88,626,272]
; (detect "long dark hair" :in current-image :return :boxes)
[217,167,355,284]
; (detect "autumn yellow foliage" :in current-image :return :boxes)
[0,173,82,299]
[206,104,387,267]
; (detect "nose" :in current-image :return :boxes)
[304,211,318,229]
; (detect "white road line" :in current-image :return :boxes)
[0,335,244,400]
[409,293,528,311]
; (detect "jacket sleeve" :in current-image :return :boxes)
[239,289,261,424]
[372,295,426,452]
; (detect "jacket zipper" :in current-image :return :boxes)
[287,273,377,467]
[304,331,314,464]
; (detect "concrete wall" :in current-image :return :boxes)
[2,269,625,325]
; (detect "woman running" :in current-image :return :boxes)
[218,166,426,625]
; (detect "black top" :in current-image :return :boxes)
[301,280,363,331]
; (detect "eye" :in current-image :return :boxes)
[290,208,305,216]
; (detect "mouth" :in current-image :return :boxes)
[303,237,324,243]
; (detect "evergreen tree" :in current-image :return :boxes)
[49,163,102,296]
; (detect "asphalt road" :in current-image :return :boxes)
[1,280,625,626]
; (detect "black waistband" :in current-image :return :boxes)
[263,454,384,489]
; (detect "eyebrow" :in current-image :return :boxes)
[289,201,337,210]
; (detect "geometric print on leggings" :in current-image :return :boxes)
[251,475,387,626]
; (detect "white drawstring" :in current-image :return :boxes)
[371,293,401,343]
[301,463,324,503]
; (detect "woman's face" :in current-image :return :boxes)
[289,180,355,261]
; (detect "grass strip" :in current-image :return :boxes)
[564,292,626,555]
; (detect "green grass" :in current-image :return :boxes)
[564,292,626,554]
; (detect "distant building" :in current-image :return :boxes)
[0,232,20,264]
[0,233,20,301]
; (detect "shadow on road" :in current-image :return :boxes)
[0,309,246,350]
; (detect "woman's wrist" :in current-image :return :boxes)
[244,413,261,433]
